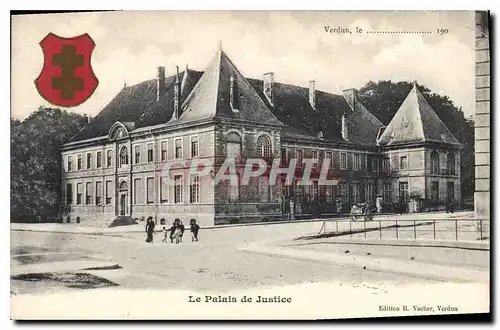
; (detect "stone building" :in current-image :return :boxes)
[60,48,461,226]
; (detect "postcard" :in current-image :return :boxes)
[10,10,490,320]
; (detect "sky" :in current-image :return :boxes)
[11,11,475,120]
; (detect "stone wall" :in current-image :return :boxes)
[474,11,490,219]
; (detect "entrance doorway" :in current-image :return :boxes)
[118,180,128,216]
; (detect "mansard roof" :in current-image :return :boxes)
[68,69,203,142]
[174,49,284,126]
[376,84,460,147]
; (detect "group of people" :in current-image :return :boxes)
[145,218,200,244]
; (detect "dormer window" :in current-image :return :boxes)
[229,75,239,112]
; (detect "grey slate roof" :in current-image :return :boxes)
[68,49,385,148]
[68,70,203,142]
[377,84,460,146]
[174,49,284,126]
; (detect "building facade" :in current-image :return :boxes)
[60,48,461,227]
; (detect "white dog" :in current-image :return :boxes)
[171,227,182,244]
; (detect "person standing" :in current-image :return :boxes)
[145,217,155,243]
[190,219,200,241]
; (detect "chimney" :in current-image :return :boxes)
[342,88,357,111]
[157,66,166,101]
[229,74,239,111]
[173,66,181,120]
[263,72,274,105]
[341,113,349,141]
[309,80,316,109]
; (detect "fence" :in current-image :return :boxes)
[315,217,490,242]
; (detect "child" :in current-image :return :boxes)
[190,219,200,241]
[162,226,169,243]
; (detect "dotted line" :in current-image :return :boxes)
[366,31,433,34]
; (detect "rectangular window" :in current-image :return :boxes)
[447,182,455,202]
[339,182,348,203]
[86,153,92,169]
[372,157,378,172]
[352,182,360,204]
[174,175,183,203]
[383,183,392,204]
[160,176,168,203]
[312,150,319,169]
[383,157,390,171]
[66,183,73,205]
[353,154,360,170]
[325,151,332,169]
[67,156,73,172]
[399,181,409,204]
[296,149,303,166]
[147,143,154,162]
[161,141,167,161]
[340,152,347,170]
[311,180,319,201]
[95,181,102,205]
[295,181,303,202]
[85,182,92,205]
[107,150,112,167]
[400,156,408,170]
[281,148,287,166]
[191,136,199,158]
[146,177,154,204]
[258,176,270,203]
[365,183,373,204]
[228,176,240,201]
[190,175,200,203]
[77,154,82,170]
[175,138,182,159]
[134,145,141,164]
[134,178,142,204]
[96,151,102,168]
[431,181,439,202]
[76,183,82,205]
[105,181,112,205]
[325,185,333,203]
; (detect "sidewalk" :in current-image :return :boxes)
[291,237,490,251]
[10,210,474,235]
[239,238,490,283]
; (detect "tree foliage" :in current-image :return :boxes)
[11,107,89,222]
[357,80,475,200]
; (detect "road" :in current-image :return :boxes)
[10,219,491,319]
[11,218,488,295]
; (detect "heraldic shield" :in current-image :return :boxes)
[34,33,99,107]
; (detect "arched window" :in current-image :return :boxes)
[431,151,440,174]
[226,132,242,161]
[119,146,128,166]
[257,135,271,158]
[447,152,456,175]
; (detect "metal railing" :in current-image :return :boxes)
[315,216,490,242]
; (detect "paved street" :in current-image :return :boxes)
[10,217,491,319]
[11,216,489,294]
